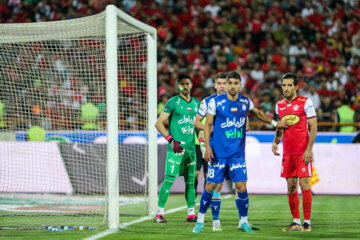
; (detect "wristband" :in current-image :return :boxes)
[199,138,204,143]
[271,120,277,127]
[165,135,173,142]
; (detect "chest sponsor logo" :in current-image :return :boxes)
[217,99,226,107]
[178,115,195,125]
[287,104,292,107]
[281,114,300,126]
[293,104,299,111]
[280,107,286,110]
[221,117,246,128]
[225,128,243,139]
[181,125,194,134]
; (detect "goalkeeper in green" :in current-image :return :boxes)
[154,73,200,223]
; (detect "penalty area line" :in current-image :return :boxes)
[84,194,233,240]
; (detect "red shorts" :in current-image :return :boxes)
[281,154,312,178]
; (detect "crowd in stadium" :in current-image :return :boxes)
[0,0,360,132]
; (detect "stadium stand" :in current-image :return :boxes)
[0,0,359,131]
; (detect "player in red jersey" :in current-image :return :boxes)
[272,73,317,232]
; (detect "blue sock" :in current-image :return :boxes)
[235,199,241,219]
[211,199,221,220]
[237,191,249,218]
[199,190,213,214]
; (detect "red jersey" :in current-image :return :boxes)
[275,96,316,156]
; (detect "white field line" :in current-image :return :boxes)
[84,195,233,240]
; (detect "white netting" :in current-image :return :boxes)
[0,11,149,229]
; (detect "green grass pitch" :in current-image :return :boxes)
[1,194,360,240]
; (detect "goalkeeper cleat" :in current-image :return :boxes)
[154,215,167,223]
[282,222,301,231]
[212,221,222,231]
[186,215,197,222]
[239,222,254,233]
[192,222,204,233]
[301,222,312,232]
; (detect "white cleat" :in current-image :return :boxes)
[213,221,222,231]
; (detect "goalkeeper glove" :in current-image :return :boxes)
[166,135,185,155]
[199,138,206,159]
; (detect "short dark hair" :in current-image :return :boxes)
[226,71,241,81]
[215,72,227,81]
[281,73,298,86]
[177,73,192,83]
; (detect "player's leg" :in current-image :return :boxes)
[193,158,225,233]
[298,155,313,232]
[184,153,197,222]
[234,181,253,232]
[155,152,182,223]
[281,155,301,231]
[282,177,302,230]
[229,157,253,233]
[211,182,223,231]
[299,177,312,231]
[194,144,203,198]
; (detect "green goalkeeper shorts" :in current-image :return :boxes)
[165,151,196,178]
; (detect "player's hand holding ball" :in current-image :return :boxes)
[166,135,185,156]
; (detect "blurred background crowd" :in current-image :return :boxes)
[0,0,360,132]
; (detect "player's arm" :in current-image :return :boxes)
[204,113,214,162]
[303,117,317,164]
[303,99,317,164]
[155,111,171,138]
[155,111,185,155]
[246,116,250,131]
[272,128,283,156]
[250,107,288,129]
[195,99,207,130]
[194,114,205,130]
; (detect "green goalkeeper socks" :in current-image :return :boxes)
[185,177,195,208]
[158,175,176,208]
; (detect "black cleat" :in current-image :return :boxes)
[301,222,312,232]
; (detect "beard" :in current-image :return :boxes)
[182,89,189,95]
[229,90,237,96]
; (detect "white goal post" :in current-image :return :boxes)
[0,5,157,230]
[105,5,158,229]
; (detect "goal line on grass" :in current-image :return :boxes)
[84,195,233,240]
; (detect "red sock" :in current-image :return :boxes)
[302,189,312,220]
[288,192,300,219]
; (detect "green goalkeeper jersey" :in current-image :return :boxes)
[163,95,200,153]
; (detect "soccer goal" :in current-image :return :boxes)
[0,5,157,230]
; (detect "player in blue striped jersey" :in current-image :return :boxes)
[194,72,227,231]
[193,72,288,233]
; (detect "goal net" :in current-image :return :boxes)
[0,6,157,230]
